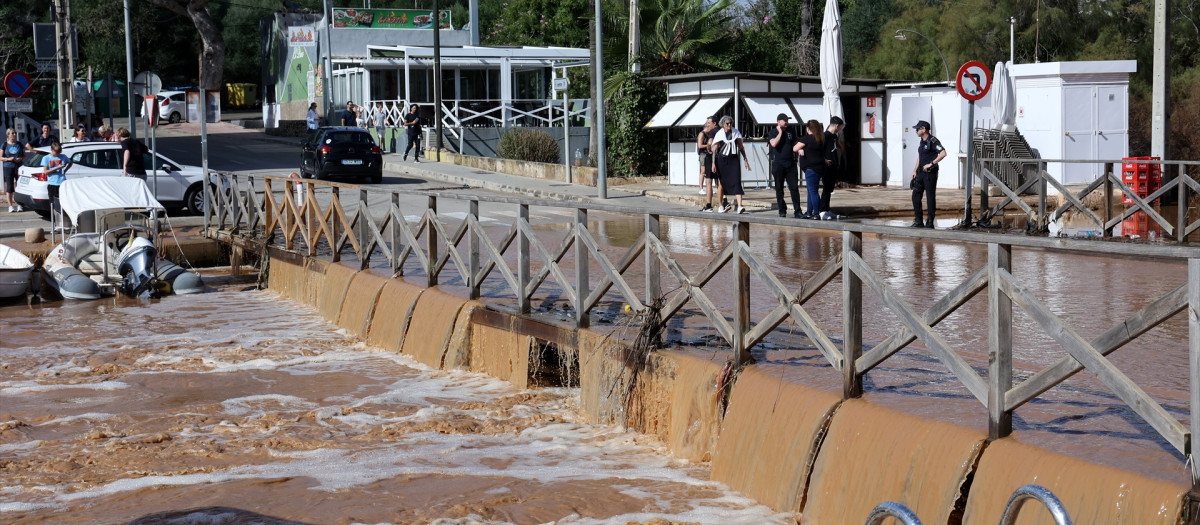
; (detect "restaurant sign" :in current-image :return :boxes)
[332,8,452,29]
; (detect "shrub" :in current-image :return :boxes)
[497,128,560,164]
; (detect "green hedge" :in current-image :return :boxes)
[497,128,560,164]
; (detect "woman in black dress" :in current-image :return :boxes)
[709,116,752,213]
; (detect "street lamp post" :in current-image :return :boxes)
[894,29,950,84]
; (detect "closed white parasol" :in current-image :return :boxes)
[991,61,1016,131]
[820,0,844,123]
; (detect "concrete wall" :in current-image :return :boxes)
[265,248,1195,523]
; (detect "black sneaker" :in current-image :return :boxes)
[701,203,713,212]
[910,220,924,228]
[793,212,803,218]
[402,155,407,161]
[925,221,935,229]
[722,198,730,209]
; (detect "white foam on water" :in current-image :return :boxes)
[37,412,118,426]
[220,394,316,416]
[0,380,129,395]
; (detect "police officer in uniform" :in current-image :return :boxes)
[909,120,946,228]
[766,113,803,217]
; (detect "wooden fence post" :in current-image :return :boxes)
[843,230,863,398]
[518,203,531,313]
[1179,164,1188,244]
[1103,163,1113,238]
[426,195,438,287]
[390,192,402,274]
[359,188,370,268]
[1189,258,1200,488]
[469,199,481,299]
[330,186,341,263]
[646,213,661,306]
[576,208,589,328]
[734,221,751,365]
[989,242,1014,439]
[1037,162,1048,232]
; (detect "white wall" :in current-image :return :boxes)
[885,87,963,189]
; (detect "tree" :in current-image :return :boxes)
[144,0,225,90]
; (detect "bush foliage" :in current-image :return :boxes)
[497,128,561,164]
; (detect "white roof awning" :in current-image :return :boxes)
[644,98,697,128]
[677,96,731,127]
[743,97,797,125]
[789,97,825,123]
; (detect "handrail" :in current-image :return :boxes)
[998,484,1072,525]
[204,173,1200,487]
[864,501,923,525]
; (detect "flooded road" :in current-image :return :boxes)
[0,280,790,524]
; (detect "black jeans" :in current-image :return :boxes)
[404,133,422,158]
[771,165,801,215]
[819,170,837,213]
[48,183,61,215]
[912,170,938,223]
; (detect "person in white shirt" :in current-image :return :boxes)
[709,116,751,213]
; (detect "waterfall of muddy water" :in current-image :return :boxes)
[0,286,793,524]
[501,216,1194,486]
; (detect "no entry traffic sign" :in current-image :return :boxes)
[956,61,991,101]
[4,70,33,98]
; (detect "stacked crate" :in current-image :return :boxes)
[1121,156,1162,205]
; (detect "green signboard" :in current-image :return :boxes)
[332,8,451,29]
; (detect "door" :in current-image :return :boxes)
[901,97,932,182]
[1062,86,1095,184]
[860,96,884,184]
[146,152,187,202]
[1096,86,1127,161]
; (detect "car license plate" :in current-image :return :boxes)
[342,159,363,165]
[17,176,28,186]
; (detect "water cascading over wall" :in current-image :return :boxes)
[262,247,1194,523]
[710,366,842,513]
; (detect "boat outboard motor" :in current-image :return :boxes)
[117,237,161,298]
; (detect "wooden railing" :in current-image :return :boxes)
[205,175,1200,487]
[974,157,1200,241]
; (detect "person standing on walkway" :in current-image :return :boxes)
[910,120,945,228]
[117,127,148,181]
[710,115,751,214]
[306,102,320,131]
[796,119,828,219]
[341,101,356,127]
[26,123,57,151]
[373,102,388,151]
[2,129,25,212]
[818,116,845,220]
[766,113,802,218]
[41,142,70,216]
[402,104,423,163]
[697,116,721,211]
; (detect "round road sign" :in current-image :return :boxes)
[4,70,33,98]
[956,61,991,101]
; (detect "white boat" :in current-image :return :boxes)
[0,243,34,299]
[44,177,204,300]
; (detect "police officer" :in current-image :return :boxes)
[910,120,945,228]
[766,113,802,217]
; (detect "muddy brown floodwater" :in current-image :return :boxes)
[0,276,791,525]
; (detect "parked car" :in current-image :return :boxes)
[136,90,187,124]
[14,142,223,218]
[299,127,383,183]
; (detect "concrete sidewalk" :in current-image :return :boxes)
[383,151,987,220]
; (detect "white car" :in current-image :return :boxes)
[137,90,187,124]
[15,142,223,218]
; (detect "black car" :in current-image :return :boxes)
[300,127,383,183]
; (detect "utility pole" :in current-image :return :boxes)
[628,0,640,73]
[433,0,443,161]
[1151,0,1170,158]
[54,0,74,137]
[124,0,136,138]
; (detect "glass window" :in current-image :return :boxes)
[370,69,398,100]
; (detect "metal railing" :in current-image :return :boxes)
[864,485,1070,525]
[205,174,1200,487]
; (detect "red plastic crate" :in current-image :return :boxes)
[1121,156,1161,205]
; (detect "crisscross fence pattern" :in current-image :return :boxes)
[206,175,1200,487]
[974,157,1200,241]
